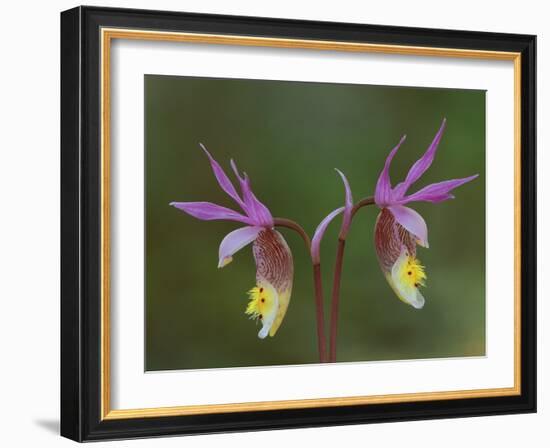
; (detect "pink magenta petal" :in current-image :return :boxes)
[218,225,263,268]
[311,207,345,264]
[230,160,254,219]
[170,201,252,224]
[335,169,353,237]
[393,119,446,199]
[243,179,274,227]
[387,205,429,248]
[375,135,407,206]
[200,144,247,212]
[230,159,273,227]
[400,174,479,204]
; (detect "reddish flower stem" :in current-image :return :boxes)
[274,195,375,364]
[351,196,376,218]
[329,238,346,362]
[328,196,375,362]
[273,217,327,362]
[313,264,328,363]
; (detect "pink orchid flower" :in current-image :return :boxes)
[170,145,293,339]
[374,119,478,309]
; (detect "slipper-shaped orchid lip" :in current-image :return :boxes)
[252,229,293,337]
[373,119,478,308]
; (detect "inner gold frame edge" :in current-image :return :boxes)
[100,27,522,420]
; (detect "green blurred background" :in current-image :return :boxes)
[145,75,485,371]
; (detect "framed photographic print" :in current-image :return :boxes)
[60,6,536,442]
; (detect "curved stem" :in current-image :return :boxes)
[328,196,375,362]
[351,196,375,218]
[273,217,311,252]
[273,217,327,362]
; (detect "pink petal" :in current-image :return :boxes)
[200,144,246,212]
[335,169,353,237]
[311,207,345,264]
[170,201,252,224]
[230,159,273,227]
[387,205,429,248]
[375,135,407,206]
[393,119,446,199]
[400,174,479,204]
[229,160,254,218]
[243,179,274,227]
[218,226,263,268]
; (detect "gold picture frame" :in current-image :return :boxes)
[61,6,536,441]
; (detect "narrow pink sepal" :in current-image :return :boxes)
[230,159,273,227]
[401,174,479,204]
[374,134,407,206]
[170,201,252,224]
[199,144,246,211]
[393,119,447,198]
